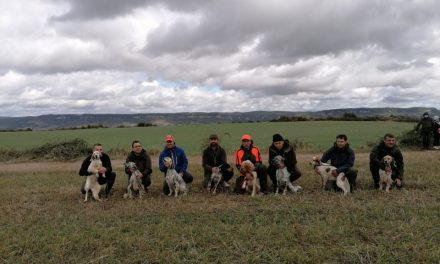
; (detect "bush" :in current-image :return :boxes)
[26,138,90,161]
[398,127,421,148]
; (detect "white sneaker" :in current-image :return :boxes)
[223,181,230,187]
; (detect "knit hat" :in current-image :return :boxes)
[272,133,284,142]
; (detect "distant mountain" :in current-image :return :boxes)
[0,107,438,130]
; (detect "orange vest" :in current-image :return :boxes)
[235,146,262,167]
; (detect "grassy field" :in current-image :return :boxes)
[1,151,439,263]
[0,121,415,155]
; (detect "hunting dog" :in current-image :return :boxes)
[241,160,260,197]
[310,156,350,195]
[163,157,187,197]
[84,151,105,202]
[207,165,223,195]
[272,155,301,195]
[379,155,394,193]
[124,162,145,199]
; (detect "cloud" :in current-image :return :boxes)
[1,0,440,116]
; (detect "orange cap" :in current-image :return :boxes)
[241,134,251,141]
[164,135,174,142]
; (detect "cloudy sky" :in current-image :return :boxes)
[1,0,440,117]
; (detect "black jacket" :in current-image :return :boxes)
[268,140,298,174]
[202,145,228,174]
[416,117,434,133]
[125,149,152,177]
[79,152,113,177]
[369,141,404,179]
[321,143,355,174]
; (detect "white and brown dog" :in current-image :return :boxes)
[272,155,301,195]
[207,165,223,195]
[310,156,350,195]
[84,151,105,202]
[124,162,145,199]
[163,157,187,197]
[379,155,395,193]
[241,160,260,197]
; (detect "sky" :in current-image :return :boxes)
[1,0,440,117]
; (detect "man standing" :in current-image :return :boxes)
[267,133,302,193]
[79,143,116,197]
[416,112,434,150]
[320,134,358,192]
[125,140,153,191]
[370,133,404,189]
[202,134,234,190]
[159,135,193,195]
[234,134,268,194]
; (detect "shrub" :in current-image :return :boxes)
[398,127,421,148]
[26,138,90,161]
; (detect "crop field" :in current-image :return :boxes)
[0,121,415,155]
[1,150,439,263]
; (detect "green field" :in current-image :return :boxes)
[0,151,439,263]
[0,121,415,155]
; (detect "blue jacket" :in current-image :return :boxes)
[321,143,355,174]
[159,144,188,174]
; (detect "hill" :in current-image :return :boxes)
[0,107,437,130]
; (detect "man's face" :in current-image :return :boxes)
[132,142,142,154]
[273,141,284,150]
[93,145,103,153]
[383,137,396,148]
[209,138,219,147]
[336,138,347,149]
[166,140,174,149]
[241,139,251,148]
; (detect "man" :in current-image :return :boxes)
[415,112,434,150]
[433,116,440,149]
[370,133,404,189]
[320,134,358,192]
[79,143,116,197]
[234,134,268,194]
[202,134,234,189]
[267,133,302,192]
[125,140,152,191]
[159,135,193,195]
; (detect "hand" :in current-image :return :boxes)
[396,178,402,187]
[331,170,338,177]
[314,168,320,174]
[212,167,219,173]
[98,167,107,174]
[385,167,392,173]
[178,172,183,177]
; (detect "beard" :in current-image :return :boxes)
[210,142,219,148]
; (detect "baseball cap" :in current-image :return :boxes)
[164,135,174,142]
[241,134,251,141]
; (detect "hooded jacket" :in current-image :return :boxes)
[125,148,152,177]
[321,143,355,174]
[159,144,188,174]
[268,139,298,173]
[369,141,404,180]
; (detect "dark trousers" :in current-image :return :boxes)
[267,165,302,192]
[234,164,268,194]
[127,174,151,189]
[421,132,431,149]
[324,168,357,192]
[203,169,234,188]
[433,132,440,146]
[80,172,116,195]
[162,171,193,195]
